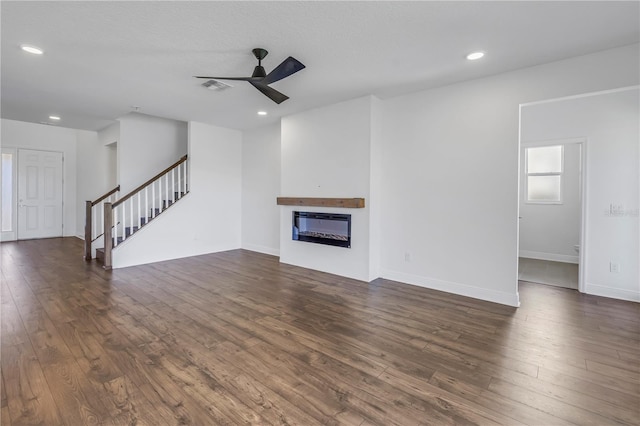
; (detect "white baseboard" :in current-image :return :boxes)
[585,282,640,303]
[379,268,520,307]
[242,243,280,257]
[519,250,579,264]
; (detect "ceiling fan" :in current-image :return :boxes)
[195,48,305,104]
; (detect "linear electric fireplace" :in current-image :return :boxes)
[292,211,351,248]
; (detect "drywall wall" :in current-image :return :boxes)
[117,112,187,194]
[241,122,281,256]
[75,129,114,238]
[280,96,376,281]
[98,122,119,187]
[379,44,639,306]
[519,142,581,263]
[1,119,78,238]
[99,122,119,146]
[521,87,639,302]
[112,121,241,268]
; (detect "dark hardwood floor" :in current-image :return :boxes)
[1,238,638,425]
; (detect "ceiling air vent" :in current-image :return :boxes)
[201,79,232,91]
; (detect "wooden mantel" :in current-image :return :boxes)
[277,197,365,208]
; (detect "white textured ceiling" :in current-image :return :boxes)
[2,1,639,131]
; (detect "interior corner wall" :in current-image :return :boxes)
[521,88,640,302]
[368,96,383,281]
[241,122,281,256]
[280,96,374,281]
[1,118,78,238]
[379,44,639,307]
[98,122,119,146]
[117,113,187,194]
[112,121,242,268]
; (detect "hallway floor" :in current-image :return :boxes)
[518,257,579,289]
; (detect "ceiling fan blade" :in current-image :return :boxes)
[249,81,289,104]
[193,76,261,81]
[262,56,305,85]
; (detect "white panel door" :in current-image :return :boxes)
[17,149,63,240]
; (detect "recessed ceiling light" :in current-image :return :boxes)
[466,51,485,61]
[21,45,44,55]
[49,115,61,121]
[257,111,267,116]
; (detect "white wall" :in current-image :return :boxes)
[1,119,79,238]
[521,88,639,302]
[117,113,187,194]
[379,44,639,306]
[519,142,581,263]
[112,121,242,268]
[98,122,119,146]
[241,122,281,256]
[280,96,376,281]
[75,129,114,237]
[98,122,119,187]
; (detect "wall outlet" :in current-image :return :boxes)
[404,252,411,262]
[610,262,621,273]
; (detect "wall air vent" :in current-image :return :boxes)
[201,79,233,91]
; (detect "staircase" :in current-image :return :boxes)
[85,155,189,269]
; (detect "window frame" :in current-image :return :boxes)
[524,144,564,205]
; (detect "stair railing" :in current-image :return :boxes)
[103,155,188,269]
[85,185,120,260]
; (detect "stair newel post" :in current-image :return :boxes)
[84,200,92,260]
[103,202,113,270]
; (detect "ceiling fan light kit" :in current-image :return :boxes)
[195,48,305,104]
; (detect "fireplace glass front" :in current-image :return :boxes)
[292,211,351,248]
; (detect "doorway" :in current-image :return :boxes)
[518,140,584,290]
[0,148,64,241]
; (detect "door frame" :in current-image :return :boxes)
[518,138,587,292]
[1,147,18,241]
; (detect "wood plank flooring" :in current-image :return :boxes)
[1,237,638,425]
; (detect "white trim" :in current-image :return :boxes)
[519,250,579,264]
[521,85,640,107]
[380,268,520,307]
[521,138,585,148]
[585,282,640,303]
[242,243,280,257]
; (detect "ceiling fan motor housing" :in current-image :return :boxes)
[252,66,267,78]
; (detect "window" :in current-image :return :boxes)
[525,145,563,203]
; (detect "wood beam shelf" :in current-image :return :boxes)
[277,197,365,208]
